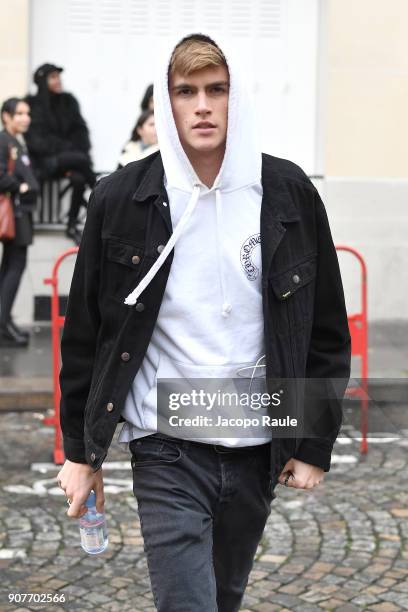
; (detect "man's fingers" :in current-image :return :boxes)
[67,499,87,519]
[279,471,296,487]
[279,475,323,490]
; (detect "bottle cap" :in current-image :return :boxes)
[85,490,96,509]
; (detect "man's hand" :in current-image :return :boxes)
[278,458,324,489]
[56,460,105,519]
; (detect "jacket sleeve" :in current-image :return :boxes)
[66,94,91,155]
[294,189,351,472]
[0,137,20,194]
[59,185,104,463]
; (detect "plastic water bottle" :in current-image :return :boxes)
[79,490,108,554]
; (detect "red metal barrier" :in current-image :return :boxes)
[43,248,79,464]
[336,246,368,454]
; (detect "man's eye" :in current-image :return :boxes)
[210,86,226,94]
[178,88,192,96]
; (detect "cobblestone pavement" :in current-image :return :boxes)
[0,410,407,611]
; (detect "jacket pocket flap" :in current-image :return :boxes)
[270,254,317,301]
[106,239,144,268]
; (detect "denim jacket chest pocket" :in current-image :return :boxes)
[102,237,146,304]
[268,252,317,334]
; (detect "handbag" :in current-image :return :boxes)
[0,145,16,241]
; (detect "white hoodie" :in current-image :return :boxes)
[118,34,272,448]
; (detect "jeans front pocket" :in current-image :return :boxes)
[130,435,182,468]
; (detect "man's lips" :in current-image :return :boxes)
[193,122,216,129]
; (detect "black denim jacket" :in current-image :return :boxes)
[59,151,351,491]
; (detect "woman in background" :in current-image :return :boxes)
[117,109,158,169]
[0,97,39,347]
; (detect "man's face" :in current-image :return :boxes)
[47,71,63,93]
[169,64,229,157]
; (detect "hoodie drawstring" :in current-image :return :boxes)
[124,184,201,306]
[215,188,232,318]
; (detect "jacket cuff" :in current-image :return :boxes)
[294,439,333,472]
[63,434,87,464]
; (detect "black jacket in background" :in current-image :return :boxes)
[25,91,91,176]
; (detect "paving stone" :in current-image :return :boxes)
[83,592,112,604]
[278,582,307,595]
[319,598,350,609]
[378,578,398,587]
[351,593,380,605]
[334,566,356,576]
[369,603,404,612]
[390,508,408,518]
[378,591,408,607]
[258,554,287,563]
[267,592,304,608]
[366,585,390,595]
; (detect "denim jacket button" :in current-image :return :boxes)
[121,352,130,362]
[131,255,140,265]
[106,402,114,412]
[135,302,145,312]
[292,274,300,284]
[90,452,96,462]
[157,244,165,254]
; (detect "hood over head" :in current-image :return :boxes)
[124,33,262,309]
[153,32,261,193]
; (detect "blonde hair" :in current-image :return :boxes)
[168,34,227,78]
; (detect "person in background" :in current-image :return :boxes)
[140,83,154,111]
[25,63,96,245]
[117,110,158,168]
[0,98,39,347]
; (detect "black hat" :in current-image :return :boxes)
[33,63,63,86]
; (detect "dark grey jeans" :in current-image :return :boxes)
[130,433,275,612]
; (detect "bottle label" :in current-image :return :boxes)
[80,526,105,551]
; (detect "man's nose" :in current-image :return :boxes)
[195,92,211,114]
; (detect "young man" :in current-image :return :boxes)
[25,63,96,244]
[57,34,351,611]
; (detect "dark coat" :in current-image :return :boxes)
[0,130,39,211]
[59,151,351,493]
[25,91,91,176]
[0,130,39,245]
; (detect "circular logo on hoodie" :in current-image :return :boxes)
[241,233,261,281]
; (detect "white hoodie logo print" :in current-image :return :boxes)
[240,233,261,281]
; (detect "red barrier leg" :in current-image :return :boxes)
[43,247,79,465]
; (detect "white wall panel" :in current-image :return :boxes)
[30,0,319,173]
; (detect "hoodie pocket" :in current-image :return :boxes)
[153,354,269,436]
[268,253,317,334]
[102,237,145,303]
